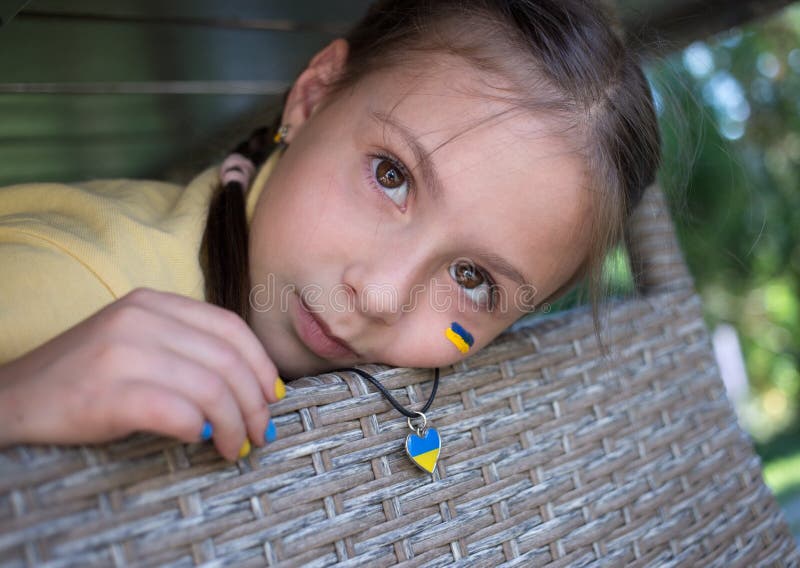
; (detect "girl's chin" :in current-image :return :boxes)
[273,357,318,380]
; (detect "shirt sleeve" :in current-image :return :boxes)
[0,230,115,365]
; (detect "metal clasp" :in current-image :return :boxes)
[407,411,427,437]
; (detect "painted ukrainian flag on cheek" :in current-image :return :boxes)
[405,428,441,473]
[445,322,474,354]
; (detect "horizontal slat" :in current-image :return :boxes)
[0,93,280,137]
[0,93,282,185]
[23,0,372,25]
[0,81,289,95]
[0,2,355,184]
[0,0,29,26]
[0,139,178,184]
[16,10,347,34]
[0,20,329,83]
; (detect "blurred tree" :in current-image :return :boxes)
[650,4,800,442]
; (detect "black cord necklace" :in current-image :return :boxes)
[334,366,441,476]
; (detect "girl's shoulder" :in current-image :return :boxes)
[0,167,219,231]
[0,166,220,300]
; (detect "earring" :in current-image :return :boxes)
[273,124,290,146]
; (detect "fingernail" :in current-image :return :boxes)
[200,420,213,441]
[265,418,277,443]
[238,439,251,458]
[274,377,286,400]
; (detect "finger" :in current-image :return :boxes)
[126,306,271,448]
[110,383,255,461]
[125,348,249,461]
[106,381,205,444]
[127,288,284,404]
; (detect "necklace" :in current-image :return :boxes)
[334,366,441,476]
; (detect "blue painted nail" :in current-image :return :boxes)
[200,420,213,441]
[265,419,277,443]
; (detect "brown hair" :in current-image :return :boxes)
[200,0,661,353]
[199,124,278,323]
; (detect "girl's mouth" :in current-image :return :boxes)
[292,293,360,360]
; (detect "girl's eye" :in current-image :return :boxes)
[449,260,498,311]
[372,157,409,207]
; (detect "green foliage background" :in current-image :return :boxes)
[653,5,800,445]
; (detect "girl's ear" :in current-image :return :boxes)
[281,39,349,143]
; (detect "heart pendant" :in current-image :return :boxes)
[405,427,441,473]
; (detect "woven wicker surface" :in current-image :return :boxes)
[1,185,798,567]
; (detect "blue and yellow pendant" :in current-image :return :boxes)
[405,412,441,474]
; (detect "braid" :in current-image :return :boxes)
[199,119,281,321]
[233,126,274,166]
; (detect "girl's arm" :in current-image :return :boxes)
[0,288,283,461]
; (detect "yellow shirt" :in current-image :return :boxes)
[0,151,276,365]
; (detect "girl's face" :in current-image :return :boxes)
[247,47,591,379]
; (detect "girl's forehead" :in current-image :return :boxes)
[348,56,569,157]
[355,56,517,124]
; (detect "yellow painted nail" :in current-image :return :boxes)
[238,439,251,459]
[274,377,286,400]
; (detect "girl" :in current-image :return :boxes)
[0,0,660,462]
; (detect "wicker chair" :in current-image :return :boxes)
[1,184,798,566]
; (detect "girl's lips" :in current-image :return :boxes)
[293,294,360,360]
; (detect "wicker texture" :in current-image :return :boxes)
[1,185,798,567]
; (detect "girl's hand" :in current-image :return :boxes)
[0,287,283,461]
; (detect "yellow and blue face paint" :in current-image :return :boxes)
[445,322,474,354]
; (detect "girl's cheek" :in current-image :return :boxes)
[378,322,466,368]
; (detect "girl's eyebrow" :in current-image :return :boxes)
[369,110,443,203]
[369,111,534,292]
[472,247,535,290]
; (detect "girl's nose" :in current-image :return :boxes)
[342,255,424,326]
